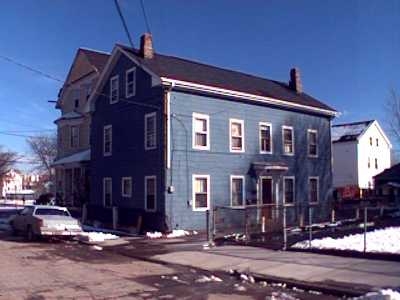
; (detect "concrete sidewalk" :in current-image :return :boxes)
[133,242,400,290]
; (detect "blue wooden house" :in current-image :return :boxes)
[86,33,337,231]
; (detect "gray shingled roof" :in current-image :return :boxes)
[331,120,374,143]
[119,45,335,113]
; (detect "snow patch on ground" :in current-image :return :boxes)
[292,227,400,254]
[78,232,119,242]
[353,289,400,300]
[195,275,222,283]
[146,229,198,239]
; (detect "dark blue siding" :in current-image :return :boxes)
[90,54,166,228]
[166,91,333,230]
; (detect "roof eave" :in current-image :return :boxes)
[161,77,338,117]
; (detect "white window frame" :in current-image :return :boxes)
[144,175,157,212]
[282,125,294,155]
[110,75,119,104]
[307,129,318,158]
[230,175,245,208]
[103,177,112,207]
[70,125,79,149]
[192,174,210,211]
[103,125,112,156]
[259,122,272,154]
[192,112,210,150]
[144,112,157,150]
[125,67,136,98]
[283,176,295,206]
[121,177,132,198]
[308,177,319,204]
[229,118,245,153]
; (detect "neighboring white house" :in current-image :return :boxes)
[331,120,392,191]
[0,169,23,198]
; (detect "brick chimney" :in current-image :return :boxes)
[289,68,302,94]
[140,33,154,59]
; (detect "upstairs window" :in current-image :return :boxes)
[230,119,244,152]
[193,113,210,150]
[103,125,112,156]
[308,129,318,157]
[103,177,112,207]
[70,126,79,148]
[125,67,136,98]
[259,123,272,154]
[376,138,379,147]
[283,177,295,205]
[110,75,119,104]
[193,175,210,211]
[368,157,371,168]
[282,126,294,155]
[309,177,319,204]
[375,158,378,169]
[121,177,132,197]
[145,112,157,150]
[369,137,373,146]
[231,176,245,207]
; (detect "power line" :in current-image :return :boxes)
[114,0,135,48]
[140,0,152,34]
[0,54,63,82]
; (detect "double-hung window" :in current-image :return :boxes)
[231,175,245,207]
[230,119,244,152]
[283,177,295,205]
[110,75,119,104]
[193,175,210,211]
[259,122,272,154]
[309,177,319,204]
[192,113,210,150]
[70,126,79,148]
[103,177,112,207]
[121,177,132,197]
[103,125,112,156]
[145,176,156,211]
[282,126,294,155]
[308,129,318,157]
[125,68,136,98]
[144,112,157,150]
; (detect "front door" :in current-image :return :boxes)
[259,177,274,227]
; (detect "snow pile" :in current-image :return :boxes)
[292,227,400,254]
[353,289,400,300]
[224,233,247,241]
[266,291,300,300]
[195,275,223,283]
[146,229,198,239]
[78,232,119,242]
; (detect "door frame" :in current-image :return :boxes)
[259,176,273,206]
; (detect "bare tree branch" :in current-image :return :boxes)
[26,134,57,179]
[0,147,17,178]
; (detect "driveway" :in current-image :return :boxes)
[0,231,332,299]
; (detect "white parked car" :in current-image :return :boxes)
[9,205,82,240]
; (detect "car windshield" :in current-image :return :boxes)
[34,208,70,216]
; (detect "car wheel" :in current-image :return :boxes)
[26,226,36,242]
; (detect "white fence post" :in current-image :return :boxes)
[112,206,118,230]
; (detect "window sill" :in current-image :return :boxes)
[283,152,294,156]
[193,146,210,151]
[103,153,112,157]
[145,147,157,151]
[308,154,318,158]
[230,149,245,153]
[260,151,273,155]
[192,207,210,212]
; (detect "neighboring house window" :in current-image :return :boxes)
[282,126,294,155]
[144,112,157,150]
[103,125,112,156]
[376,138,379,147]
[230,119,244,152]
[193,113,210,150]
[145,176,156,211]
[259,122,272,154]
[309,177,319,204]
[231,175,245,207]
[369,137,373,146]
[121,177,132,197]
[283,177,295,205]
[192,175,210,211]
[74,99,79,109]
[110,75,119,104]
[375,158,378,169]
[368,157,371,168]
[103,177,112,207]
[125,67,136,98]
[308,129,318,157]
[70,126,79,148]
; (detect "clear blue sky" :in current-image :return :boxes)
[0,0,399,167]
